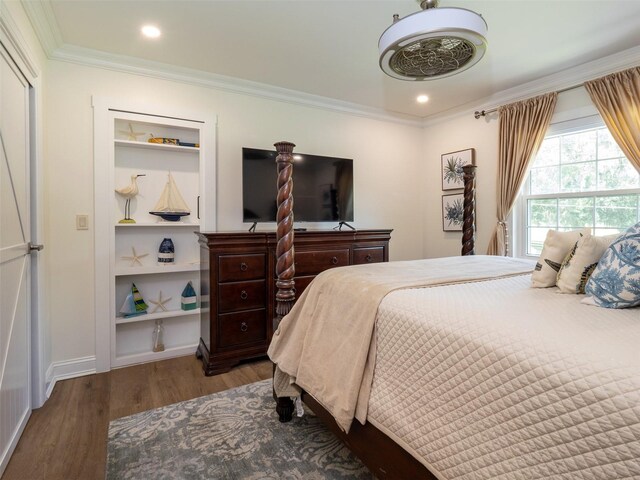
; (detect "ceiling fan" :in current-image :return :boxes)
[379,0,488,81]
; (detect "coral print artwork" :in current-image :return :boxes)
[441,148,475,190]
[442,193,465,231]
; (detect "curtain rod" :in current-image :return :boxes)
[473,83,584,119]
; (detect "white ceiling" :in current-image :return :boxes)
[37,0,640,119]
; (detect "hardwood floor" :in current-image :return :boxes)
[2,356,272,480]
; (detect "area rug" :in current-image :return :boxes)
[106,379,372,479]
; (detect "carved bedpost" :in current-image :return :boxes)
[274,141,296,321]
[461,164,477,256]
[273,141,296,423]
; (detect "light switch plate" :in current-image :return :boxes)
[76,214,89,230]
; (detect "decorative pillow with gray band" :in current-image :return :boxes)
[531,228,590,288]
[556,233,620,294]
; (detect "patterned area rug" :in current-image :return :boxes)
[106,379,372,479]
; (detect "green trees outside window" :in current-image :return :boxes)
[524,126,640,255]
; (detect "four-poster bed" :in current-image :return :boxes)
[267,141,640,480]
[269,142,479,479]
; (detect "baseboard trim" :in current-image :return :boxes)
[45,356,96,398]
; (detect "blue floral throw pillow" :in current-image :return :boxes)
[583,222,640,309]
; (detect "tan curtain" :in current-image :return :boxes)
[487,92,558,256]
[584,67,640,173]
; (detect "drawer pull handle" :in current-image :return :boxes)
[331,256,338,265]
[240,290,248,300]
[365,254,373,262]
[240,262,248,271]
[240,322,248,332]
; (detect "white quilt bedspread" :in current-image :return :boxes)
[368,274,640,480]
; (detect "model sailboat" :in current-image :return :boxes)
[149,172,191,221]
[120,283,149,317]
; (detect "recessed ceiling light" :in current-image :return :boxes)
[417,95,429,104]
[141,25,161,38]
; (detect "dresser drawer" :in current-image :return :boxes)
[218,280,266,313]
[218,310,266,348]
[293,275,315,297]
[353,246,385,265]
[295,249,350,276]
[271,275,315,316]
[219,254,265,282]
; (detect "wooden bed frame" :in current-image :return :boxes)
[271,142,477,479]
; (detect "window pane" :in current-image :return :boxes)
[528,198,557,227]
[533,137,560,167]
[528,227,549,256]
[594,227,625,237]
[558,197,594,228]
[561,130,596,164]
[560,162,596,193]
[522,125,640,257]
[597,129,624,159]
[530,166,559,194]
[595,195,639,228]
[598,158,640,190]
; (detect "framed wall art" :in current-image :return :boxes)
[441,148,475,190]
[442,193,464,231]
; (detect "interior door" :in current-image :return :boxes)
[0,44,32,475]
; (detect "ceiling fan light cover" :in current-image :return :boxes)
[379,7,488,81]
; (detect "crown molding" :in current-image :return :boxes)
[50,44,423,127]
[19,0,61,56]
[19,0,640,130]
[0,1,39,78]
[20,0,422,127]
[422,44,640,128]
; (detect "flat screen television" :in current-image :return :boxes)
[242,148,354,223]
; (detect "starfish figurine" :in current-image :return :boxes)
[119,123,145,141]
[121,247,149,267]
[149,291,172,313]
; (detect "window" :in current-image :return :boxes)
[520,123,640,256]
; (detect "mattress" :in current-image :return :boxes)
[367,274,640,479]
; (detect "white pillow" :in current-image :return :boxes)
[531,228,590,288]
[556,233,619,294]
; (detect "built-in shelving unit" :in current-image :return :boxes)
[93,98,216,372]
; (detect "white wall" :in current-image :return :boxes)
[5,0,606,373]
[421,113,499,258]
[41,60,602,367]
[421,87,599,258]
[43,60,424,363]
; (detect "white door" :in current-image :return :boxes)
[0,44,32,475]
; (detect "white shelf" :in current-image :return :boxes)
[115,308,201,325]
[115,263,200,276]
[115,222,200,228]
[112,344,199,368]
[115,139,200,153]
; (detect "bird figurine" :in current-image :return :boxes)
[115,174,145,223]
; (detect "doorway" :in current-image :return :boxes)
[0,41,39,476]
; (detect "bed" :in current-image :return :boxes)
[267,142,640,479]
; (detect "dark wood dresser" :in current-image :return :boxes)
[196,229,392,375]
